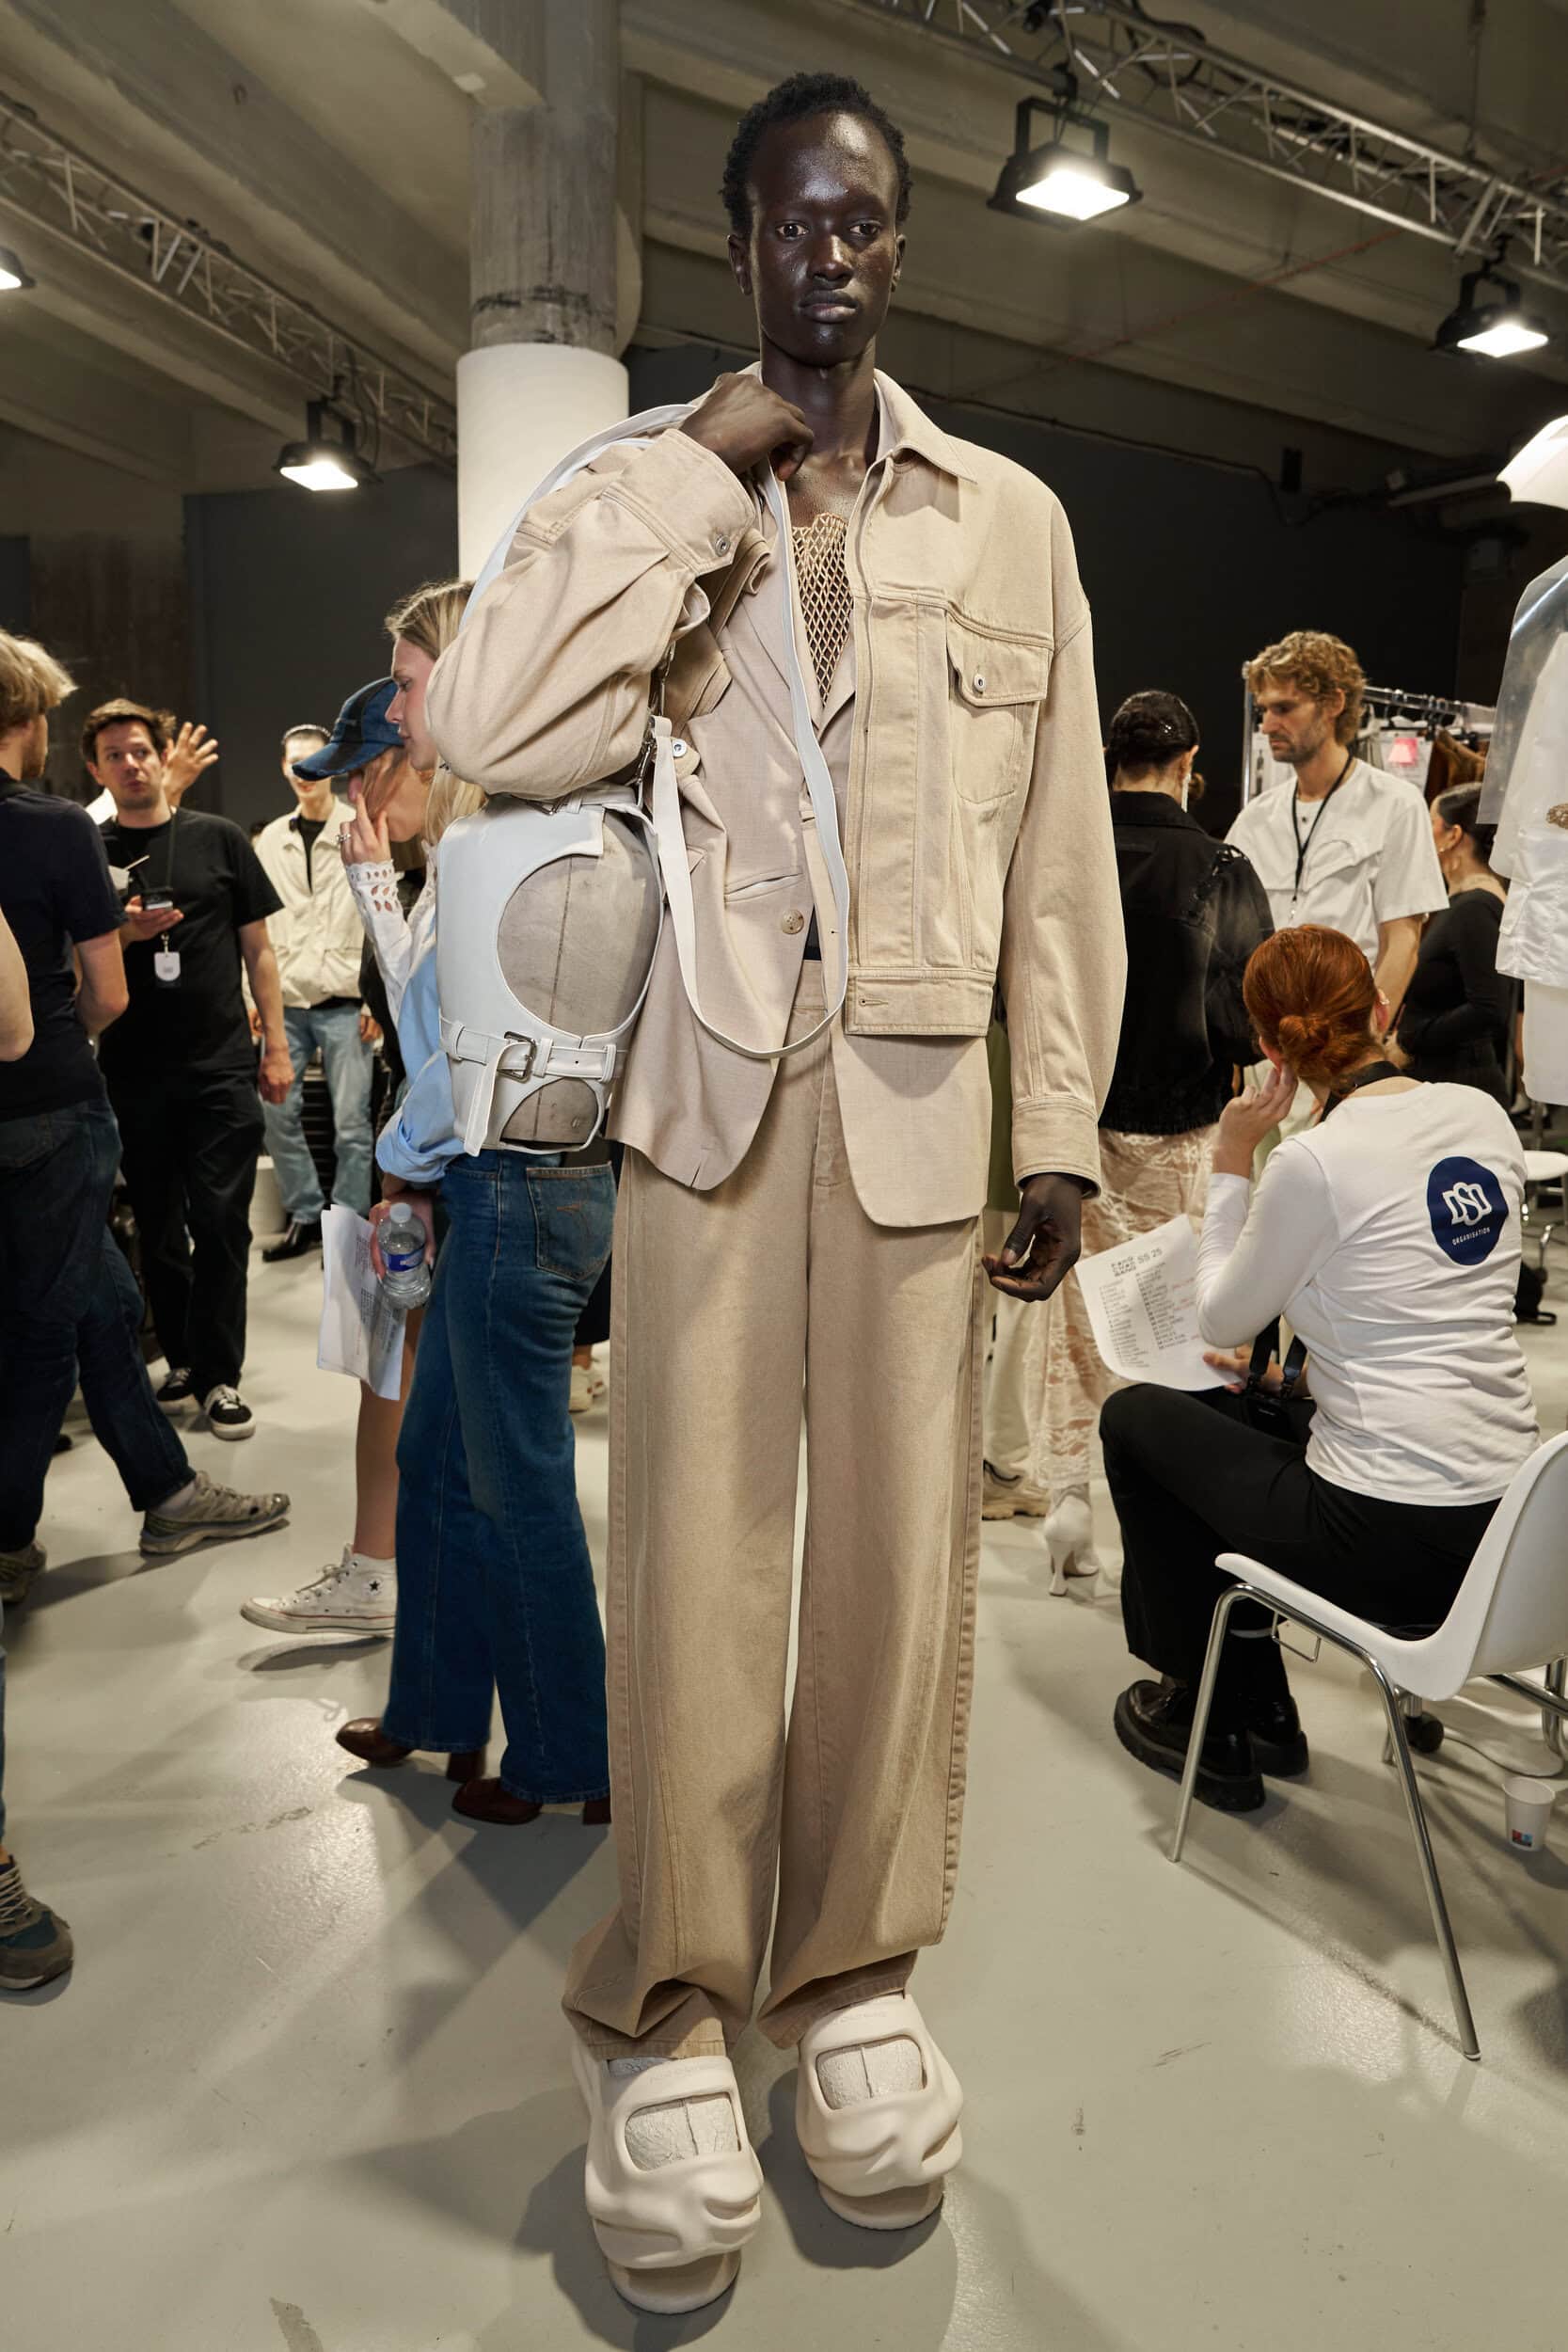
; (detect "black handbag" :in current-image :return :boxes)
[1239,1327,1309,1438]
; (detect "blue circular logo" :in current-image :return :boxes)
[1426,1156,1506,1264]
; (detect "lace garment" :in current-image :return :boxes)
[1035,1125,1216,1490]
[792,514,853,702]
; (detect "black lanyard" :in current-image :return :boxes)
[1319,1059,1410,1120]
[1290,753,1354,896]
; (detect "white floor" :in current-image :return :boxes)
[8,1251,1568,2352]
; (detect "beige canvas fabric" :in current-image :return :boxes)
[427,371,1125,1224]
[563,967,985,2058]
[492,813,661,1145]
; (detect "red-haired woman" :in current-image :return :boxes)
[1103,924,1537,1814]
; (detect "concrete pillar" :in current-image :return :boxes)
[458,0,628,579]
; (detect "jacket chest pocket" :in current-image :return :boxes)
[945,614,1052,805]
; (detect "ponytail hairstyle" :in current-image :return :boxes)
[1433,782,1498,874]
[1243,925,1379,1092]
[382,576,483,847]
[1106,689,1201,791]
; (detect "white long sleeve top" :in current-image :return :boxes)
[1196,1083,1536,1505]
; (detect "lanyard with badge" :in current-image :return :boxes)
[150,808,182,987]
[1287,750,1354,916]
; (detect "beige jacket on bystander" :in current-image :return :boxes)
[252,799,366,1011]
[426,371,1125,1226]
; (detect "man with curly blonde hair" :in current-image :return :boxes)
[1228,628,1444,1016]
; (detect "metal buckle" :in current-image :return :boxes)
[500,1031,538,1080]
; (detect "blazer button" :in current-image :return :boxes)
[783,911,806,935]
[973,671,987,692]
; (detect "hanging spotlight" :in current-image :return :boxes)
[0,244,35,292]
[1434,262,1549,360]
[989,93,1142,228]
[274,396,378,492]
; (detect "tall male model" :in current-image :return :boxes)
[431,73,1124,2314]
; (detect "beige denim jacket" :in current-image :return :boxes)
[427,372,1125,1216]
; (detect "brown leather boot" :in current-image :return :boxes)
[451,1776,542,1825]
[581,1797,612,1826]
[336,1718,413,1768]
[337,1720,486,1782]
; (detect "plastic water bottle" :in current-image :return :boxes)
[378,1201,432,1310]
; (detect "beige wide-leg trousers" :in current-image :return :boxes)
[564,971,986,2058]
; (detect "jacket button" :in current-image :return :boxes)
[783,911,806,935]
[714,533,731,556]
[973,671,987,692]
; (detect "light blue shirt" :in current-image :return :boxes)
[374,917,460,1189]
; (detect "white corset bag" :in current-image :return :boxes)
[436,787,662,1155]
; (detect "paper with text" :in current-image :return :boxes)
[1073,1213,1216,1391]
[317,1204,406,1403]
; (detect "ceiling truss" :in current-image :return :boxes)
[0,90,458,466]
[844,0,1568,296]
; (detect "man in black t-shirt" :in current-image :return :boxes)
[0,635,290,1985]
[87,696,293,1442]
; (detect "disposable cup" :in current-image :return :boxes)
[1502,1773,1556,1854]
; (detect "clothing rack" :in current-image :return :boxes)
[1240,681,1497,805]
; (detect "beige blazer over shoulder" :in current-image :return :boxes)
[426,372,1126,1225]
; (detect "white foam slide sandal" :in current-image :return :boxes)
[569,2036,764,2314]
[795,1993,964,2231]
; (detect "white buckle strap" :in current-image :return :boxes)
[442,1017,621,1157]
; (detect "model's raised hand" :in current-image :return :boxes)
[682,374,814,483]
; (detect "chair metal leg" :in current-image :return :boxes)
[1545,1660,1568,1765]
[1368,1658,1481,2061]
[1171,1584,1255,1865]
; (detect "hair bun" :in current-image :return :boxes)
[1275,1012,1323,1061]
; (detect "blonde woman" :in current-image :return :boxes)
[241,598,465,1645]
[241,682,433,1641]
[328,580,616,1827]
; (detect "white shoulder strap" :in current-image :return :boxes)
[463,404,695,616]
[649,466,849,1062]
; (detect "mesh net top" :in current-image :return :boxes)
[792,514,853,703]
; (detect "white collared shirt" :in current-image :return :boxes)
[1225,759,1446,963]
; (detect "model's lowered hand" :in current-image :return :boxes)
[983,1172,1085,1303]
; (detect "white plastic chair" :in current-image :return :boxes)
[1170,1432,1568,2060]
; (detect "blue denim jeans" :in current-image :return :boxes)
[385,1152,615,1804]
[262,1002,374,1218]
[0,1096,191,1551]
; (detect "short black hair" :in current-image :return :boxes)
[721,73,912,238]
[281,723,328,756]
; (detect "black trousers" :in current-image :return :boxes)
[1101,1385,1497,1723]
[108,1065,264,1396]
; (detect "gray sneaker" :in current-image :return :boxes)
[0,1858,73,1991]
[140,1469,290,1558]
[0,1540,45,1605]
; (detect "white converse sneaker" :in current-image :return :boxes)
[201,1384,255,1441]
[570,1360,608,1415]
[241,1547,397,1634]
[796,1993,963,2229]
[570,2035,762,2313]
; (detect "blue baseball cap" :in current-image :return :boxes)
[292,678,401,780]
